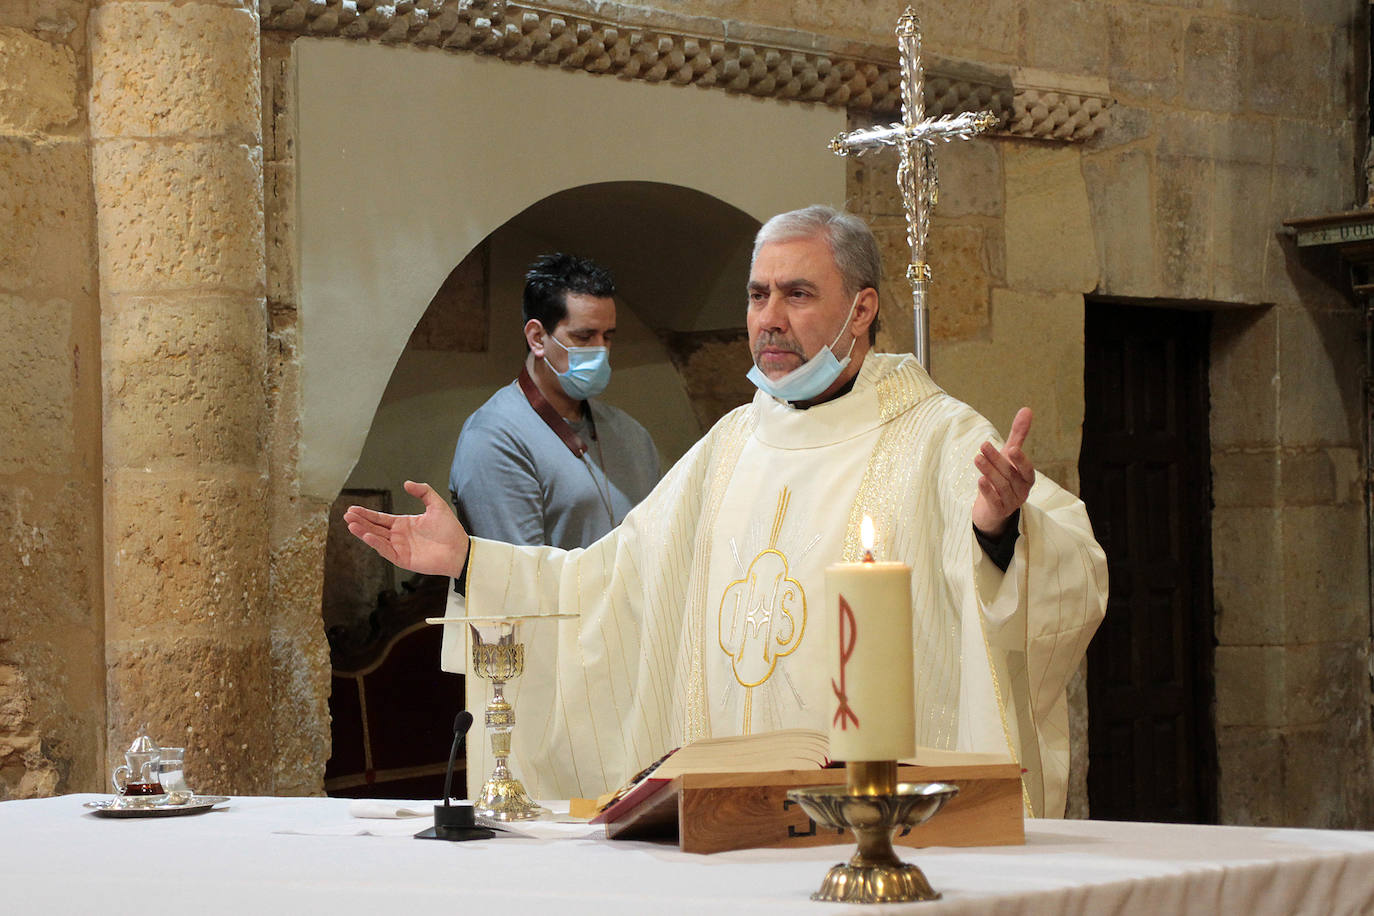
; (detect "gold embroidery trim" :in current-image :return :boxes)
[842,409,957,750]
[684,407,757,742]
[975,598,1033,816]
[716,486,807,741]
[841,366,978,756]
[769,487,790,548]
[875,354,939,422]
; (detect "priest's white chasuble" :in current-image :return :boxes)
[449,353,1107,817]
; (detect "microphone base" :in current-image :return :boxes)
[415,803,496,842]
[414,824,497,841]
[434,802,476,829]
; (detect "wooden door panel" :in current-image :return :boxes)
[1082,302,1216,823]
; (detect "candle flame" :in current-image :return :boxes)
[861,515,875,558]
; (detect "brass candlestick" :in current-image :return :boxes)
[468,618,546,821]
[787,762,958,904]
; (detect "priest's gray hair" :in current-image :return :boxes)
[752,205,882,298]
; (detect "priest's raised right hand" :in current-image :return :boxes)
[344,480,470,579]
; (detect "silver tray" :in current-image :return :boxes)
[84,796,230,818]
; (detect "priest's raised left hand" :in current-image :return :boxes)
[972,407,1036,538]
[344,480,470,579]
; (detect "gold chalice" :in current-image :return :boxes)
[468,618,542,821]
[427,614,576,822]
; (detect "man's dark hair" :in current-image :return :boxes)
[522,253,616,340]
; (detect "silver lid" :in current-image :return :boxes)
[126,726,159,754]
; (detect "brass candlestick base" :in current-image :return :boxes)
[469,620,547,822]
[787,762,958,904]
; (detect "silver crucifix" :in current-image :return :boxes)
[830,7,997,372]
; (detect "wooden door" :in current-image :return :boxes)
[1080,301,1217,823]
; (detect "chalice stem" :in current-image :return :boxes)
[470,623,546,821]
[488,679,512,777]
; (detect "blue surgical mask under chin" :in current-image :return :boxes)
[746,295,860,403]
[543,330,612,400]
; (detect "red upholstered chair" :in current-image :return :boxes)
[324,574,466,799]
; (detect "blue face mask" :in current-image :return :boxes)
[746,294,860,403]
[543,328,612,400]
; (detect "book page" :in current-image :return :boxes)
[645,730,1012,779]
[652,728,830,780]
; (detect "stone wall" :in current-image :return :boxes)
[1082,1,1371,828]
[0,2,104,797]
[262,31,331,796]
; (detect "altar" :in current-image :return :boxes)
[5,795,1374,914]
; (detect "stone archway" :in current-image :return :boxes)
[321,181,762,794]
[345,180,762,497]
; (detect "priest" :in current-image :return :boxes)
[346,205,1107,817]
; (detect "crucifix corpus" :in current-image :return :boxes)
[829,7,997,373]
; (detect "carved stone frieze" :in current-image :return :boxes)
[1006,68,1112,143]
[257,0,1112,142]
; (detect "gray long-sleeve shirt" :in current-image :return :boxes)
[449,380,660,550]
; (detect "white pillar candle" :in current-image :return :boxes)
[825,517,915,761]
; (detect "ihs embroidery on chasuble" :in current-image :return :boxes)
[717,486,821,734]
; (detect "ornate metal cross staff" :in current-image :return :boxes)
[829,7,997,372]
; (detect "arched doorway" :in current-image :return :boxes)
[321,182,761,796]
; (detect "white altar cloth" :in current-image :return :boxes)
[5,794,1374,915]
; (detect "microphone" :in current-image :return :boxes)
[441,710,474,809]
[423,709,492,841]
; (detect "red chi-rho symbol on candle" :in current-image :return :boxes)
[832,594,859,730]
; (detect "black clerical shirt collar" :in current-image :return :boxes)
[788,374,859,410]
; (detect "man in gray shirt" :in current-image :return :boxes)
[448,253,660,550]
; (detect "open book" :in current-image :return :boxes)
[585,727,1013,825]
[649,728,831,780]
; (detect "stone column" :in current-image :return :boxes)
[89,0,272,793]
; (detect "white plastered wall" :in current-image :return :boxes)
[295,38,846,500]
